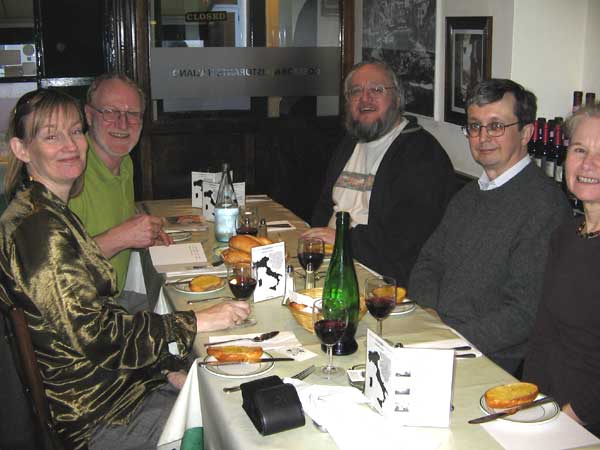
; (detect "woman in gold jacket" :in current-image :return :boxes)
[0,89,249,450]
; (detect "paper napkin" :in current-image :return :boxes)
[405,338,483,357]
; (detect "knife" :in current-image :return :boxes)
[198,357,294,367]
[468,396,555,424]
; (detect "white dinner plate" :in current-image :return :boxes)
[479,394,560,424]
[167,231,192,242]
[172,278,225,295]
[390,298,416,316]
[202,351,275,378]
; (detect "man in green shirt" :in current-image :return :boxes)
[70,74,171,311]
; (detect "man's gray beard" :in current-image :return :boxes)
[346,107,401,142]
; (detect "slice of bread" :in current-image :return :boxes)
[206,345,263,362]
[189,275,222,292]
[484,382,539,409]
[371,286,408,304]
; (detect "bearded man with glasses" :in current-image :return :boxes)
[409,79,571,376]
[304,60,455,285]
[69,74,173,314]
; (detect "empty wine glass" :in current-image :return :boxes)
[227,262,258,327]
[297,237,325,289]
[365,276,397,338]
[312,299,349,379]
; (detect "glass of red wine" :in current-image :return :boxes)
[297,237,325,290]
[227,262,258,327]
[236,207,259,236]
[365,276,397,338]
[312,299,349,379]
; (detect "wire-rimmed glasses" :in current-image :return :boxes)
[461,121,520,138]
[345,84,396,101]
[88,105,143,124]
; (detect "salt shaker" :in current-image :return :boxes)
[257,218,268,239]
[282,264,295,305]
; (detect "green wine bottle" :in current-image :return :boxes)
[322,211,359,355]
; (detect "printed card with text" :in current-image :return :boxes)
[364,329,454,427]
[251,242,286,302]
[191,171,245,219]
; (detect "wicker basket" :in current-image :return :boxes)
[287,287,367,333]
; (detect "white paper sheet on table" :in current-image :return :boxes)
[405,338,482,357]
[150,242,207,275]
[481,412,599,450]
[208,331,317,361]
[286,379,448,450]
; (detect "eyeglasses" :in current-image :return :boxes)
[345,84,396,101]
[462,121,520,138]
[88,105,142,124]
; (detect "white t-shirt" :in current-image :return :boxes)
[328,119,408,228]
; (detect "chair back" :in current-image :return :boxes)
[0,302,65,450]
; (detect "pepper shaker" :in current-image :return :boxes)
[257,218,268,239]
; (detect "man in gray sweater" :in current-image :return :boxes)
[408,79,571,375]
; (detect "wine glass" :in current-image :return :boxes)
[312,299,349,379]
[236,207,258,236]
[365,276,397,338]
[297,237,325,290]
[227,262,258,327]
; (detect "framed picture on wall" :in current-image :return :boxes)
[444,16,492,125]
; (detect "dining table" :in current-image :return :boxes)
[140,197,600,450]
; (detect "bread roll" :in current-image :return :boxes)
[229,235,262,253]
[288,301,307,312]
[255,236,273,246]
[484,382,539,409]
[206,345,263,362]
[222,248,251,265]
[189,275,222,292]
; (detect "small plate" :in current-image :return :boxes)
[173,278,225,295]
[479,394,560,424]
[203,351,275,378]
[167,231,192,242]
[390,298,416,316]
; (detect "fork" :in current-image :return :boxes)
[222,364,316,393]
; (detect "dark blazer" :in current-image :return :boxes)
[312,117,456,285]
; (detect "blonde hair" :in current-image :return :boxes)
[564,102,600,140]
[4,89,86,200]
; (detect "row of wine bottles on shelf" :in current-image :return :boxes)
[527,115,583,214]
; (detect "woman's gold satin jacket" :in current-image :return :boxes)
[0,182,197,450]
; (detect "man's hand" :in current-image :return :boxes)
[95,214,173,259]
[195,301,251,332]
[301,227,335,244]
[562,403,584,425]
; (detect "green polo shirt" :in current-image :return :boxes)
[69,136,135,293]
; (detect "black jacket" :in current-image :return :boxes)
[312,117,456,285]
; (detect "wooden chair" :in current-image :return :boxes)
[0,303,65,450]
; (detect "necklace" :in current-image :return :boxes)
[576,220,600,239]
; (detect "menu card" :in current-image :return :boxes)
[364,329,454,428]
[191,171,245,220]
[251,242,286,303]
[149,242,207,276]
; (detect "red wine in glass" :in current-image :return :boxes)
[366,296,395,320]
[298,252,324,272]
[236,225,258,236]
[229,276,257,299]
[314,319,347,345]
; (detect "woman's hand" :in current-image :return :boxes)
[195,301,251,332]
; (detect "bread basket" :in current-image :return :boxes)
[287,287,367,333]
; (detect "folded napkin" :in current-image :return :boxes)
[154,288,180,356]
[285,379,447,450]
[481,412,599,450]
[266,220,296,232]
[165,265,228,281]
[289,291,321,312]
[157,359,204,450]
[245,194,271,203]
[207,331,316,361]
[405,338,482,357]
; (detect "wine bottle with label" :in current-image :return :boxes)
[214,162,239,242]
[533,118,547,169]
[322,211,359,356]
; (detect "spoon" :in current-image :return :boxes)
[204,331,280,347]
